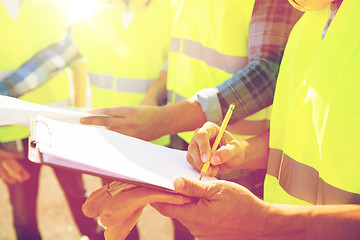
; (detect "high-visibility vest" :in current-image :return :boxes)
[0,0,71,143]
[167,0,271,143]
[264,0,360,205]
[71,0,176,145]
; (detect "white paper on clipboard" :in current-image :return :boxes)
[28,116,216,191]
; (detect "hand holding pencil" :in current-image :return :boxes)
[186,103,244,179]
[199,103,235,180]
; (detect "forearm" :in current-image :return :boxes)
[195,0,303,123]
[238,129,269,169]
[263,203,360,239]
[192,57,281,125]
[1,32,81,98]
[160,99,207,136]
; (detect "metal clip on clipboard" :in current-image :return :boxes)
[28,117,53,164]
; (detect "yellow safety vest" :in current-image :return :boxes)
[167,0,271,143]
[264,0,360,205]
[0,0,71,143]
[71,0,176,145]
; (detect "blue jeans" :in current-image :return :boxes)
[5,139,104,240]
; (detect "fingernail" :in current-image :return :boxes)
[174,177,185,190]
[202,153,208,163]
[212,155,221,164]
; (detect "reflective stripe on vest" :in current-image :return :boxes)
[170,38,248,74]
[166,89,186,103]
[72,0,175,109]
[89,73,154,94]
[0,0,71,143]
[88,73,114,90]
[167,0,254,103]
[267,148,360,205]
[264,0,360,205]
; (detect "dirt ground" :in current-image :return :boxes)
[0,165,174,240]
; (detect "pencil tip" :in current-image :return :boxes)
[199,173,204,181]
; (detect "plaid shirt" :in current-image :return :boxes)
[0,32,81,155]
[193,0,303,124]
[0,32,81,97]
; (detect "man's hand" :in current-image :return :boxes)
[0,149,30,184]
[80,105,167,141]
[187,122,247,177]
[152,177,360,240]
[80,99,207,143]
[152,177,269,240]
[82,181,193,240]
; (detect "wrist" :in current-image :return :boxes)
[162,99,207,135]
[262,203,326,240]
[240,130,270,169]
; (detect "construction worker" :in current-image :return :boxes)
[70,0,176,238]
[71,0,174,146]
[149,0,360,238]
[0,0,103,239]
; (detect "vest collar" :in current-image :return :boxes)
[1,0,22,21]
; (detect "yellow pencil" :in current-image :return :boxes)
[199,103,235,180]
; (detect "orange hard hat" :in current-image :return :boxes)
[288,0,334,11]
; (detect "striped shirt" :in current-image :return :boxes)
[0,32,81,97]
[193,0,303,124]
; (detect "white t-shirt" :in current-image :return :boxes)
[0,0,22,21]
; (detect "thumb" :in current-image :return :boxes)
[173,177,209,198]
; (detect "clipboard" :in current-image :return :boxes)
[28,116,216,192]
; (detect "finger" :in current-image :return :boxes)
[195,122,219,163]
[207,165,220,177]
[103,208,143,240]
[82,116,129,129]
[151,202,195,222]
[80,116,111,126]
[100,187,193,226]
[211,140,242,166]
[173,177,211,198]
[0,167,16,184]
[82,184,112,218]
[186,140,202,172]
[0,151,17,160]
[87,106,129,117]
[5,160,29,182]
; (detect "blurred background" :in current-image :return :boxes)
[0,166,174,240]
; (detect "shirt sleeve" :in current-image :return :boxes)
[0,32,82,97]
[192,0,303,124]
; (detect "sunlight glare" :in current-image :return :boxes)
[66,0,99,22]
